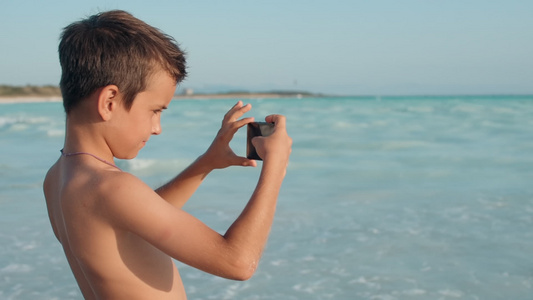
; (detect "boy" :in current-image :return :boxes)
[43,10,292,299]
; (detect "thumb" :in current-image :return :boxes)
[251,135,264,147]
[237,156,257,167]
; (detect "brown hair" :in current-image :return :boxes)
[59,10,187,114]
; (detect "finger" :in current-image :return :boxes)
[221,117,255,140]
[223,101,243,122]
[251,135,263,147]
[233,116,255,130]
[224,101,251,123]
[231,103,252,122]
[225,150,257,167]
[265,114,286,128]
[239,157,257,167]
[217,116,255,145]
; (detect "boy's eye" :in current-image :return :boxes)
[152,106,167,115]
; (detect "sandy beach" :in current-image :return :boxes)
[0,96,63,103]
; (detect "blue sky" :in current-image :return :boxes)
[1,0,532,95]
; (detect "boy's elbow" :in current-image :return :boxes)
[220,238,262,280]
[235,265,256,281]
[232,268,255,281]
[227,256,258,281]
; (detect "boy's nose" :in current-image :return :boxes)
[152,122,162,135]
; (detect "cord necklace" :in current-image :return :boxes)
[60,149,122,171]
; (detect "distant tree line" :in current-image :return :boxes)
[0,84,61,97]
[0,84,321,98]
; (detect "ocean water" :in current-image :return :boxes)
[1,95,532,299]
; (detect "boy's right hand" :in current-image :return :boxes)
[251,114,292,171]
[200,101,257,170]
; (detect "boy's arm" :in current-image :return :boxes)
[220,114,291,273]
[104,114,291,280]
[153,156,213,208]
[155,101,257,208]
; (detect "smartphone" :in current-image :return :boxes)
[246,122,275,160]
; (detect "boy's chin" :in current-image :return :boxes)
[113,143,145,160]
[115,151,141,160]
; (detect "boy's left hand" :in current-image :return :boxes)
[201,101,257,169]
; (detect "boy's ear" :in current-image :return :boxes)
[97,85,121,121]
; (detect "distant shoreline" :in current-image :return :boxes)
[0,91,322,103]
[173,92,318,100]
[0,96,63,103]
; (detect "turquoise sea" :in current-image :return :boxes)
[1,95,532,299]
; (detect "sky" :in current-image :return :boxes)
[1,0,532,95]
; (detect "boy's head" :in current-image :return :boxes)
[59,10,187,114]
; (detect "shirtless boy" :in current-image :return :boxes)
[43,10,291,299]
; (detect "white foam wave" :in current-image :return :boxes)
[270,259,288,266]
[0,115,56,134]
[451,104,484,114]
[1,263,33,273]
[120,158,191,175]
[47,129,65,137]
[438,289,463,298]
[351,276,382,289]
[407,106,435,113]
[491,107,519,114]
[334,121,355,129]
[8,123,28,131]
[381,140,433,150]
[401,289,427,296]
[0,116,14,127]
[126,158,157,171]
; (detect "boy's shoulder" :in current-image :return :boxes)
[79,168,167,222]
[97,170,157,206]
[45,160,155,210]
[79,167,155,208]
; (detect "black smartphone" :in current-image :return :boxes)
[246,122,275,160]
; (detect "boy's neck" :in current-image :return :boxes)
[63,110,115,163]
